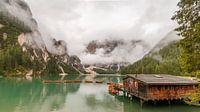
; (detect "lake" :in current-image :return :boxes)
[0,75,199,112]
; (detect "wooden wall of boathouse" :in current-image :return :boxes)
[123,76,198,101]
[124,77,148,100]
[148,85,198,100]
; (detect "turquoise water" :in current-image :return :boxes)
[0,75,199,112]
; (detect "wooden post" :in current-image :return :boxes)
[153,100,157,105]
[130,96,133,100]
[168,100,171,105]
[140,99,144,107]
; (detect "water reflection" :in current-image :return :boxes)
[0,76,199,112]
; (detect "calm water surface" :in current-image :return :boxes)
[0,75,199,112]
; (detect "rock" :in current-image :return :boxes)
[1,0,86,75]
[86,40,98,54]
[3,33,7,40]
[69,55,85,73]
[86,39,149,55]
[86,39,124,54]
[26,69,33,76]
[50,38,69,56]
[0,24,3,29]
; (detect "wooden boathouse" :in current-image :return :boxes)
[123,74,199,105]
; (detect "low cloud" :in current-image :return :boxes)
[25,0,179,64]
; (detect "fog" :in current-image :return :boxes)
[25,0,179,64]
[0,0,38,31]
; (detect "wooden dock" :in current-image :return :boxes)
[42,80,104,84]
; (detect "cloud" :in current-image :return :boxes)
[25,0,179,64]
[0,0,38,30]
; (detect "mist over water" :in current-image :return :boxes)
[25,0,179,64]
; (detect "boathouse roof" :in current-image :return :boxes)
[124,74,199,85]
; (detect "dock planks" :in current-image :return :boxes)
[43,80,104,84]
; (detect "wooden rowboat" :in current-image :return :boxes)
[85,80,93,83]
[43,80,62,83]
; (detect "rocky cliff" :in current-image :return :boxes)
[0,0,85,76]
[84,39,149,73]
[86,39,149,55]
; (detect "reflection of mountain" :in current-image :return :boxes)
[0,78,199,112]
[84,93,122,111]
[0,78,80,112]
[65,84,123,112]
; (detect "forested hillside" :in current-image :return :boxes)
[0,18,81,76]
[0,0,94,77]
[121,0,200,79]
[0,12,33,76]
[121,42,182,75]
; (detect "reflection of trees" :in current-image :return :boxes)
[64,74,83,80]
[121,97,200,112]
[65,84,80,93]
[1,77,200,112]
[84,92,123,111]
[94,76,123,83]
[121,97,141,112]
[0,78,80,112]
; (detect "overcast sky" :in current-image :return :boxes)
[25,0,179,64]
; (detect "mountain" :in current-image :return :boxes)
[86,39,149,55]
[149,31,181,53]
[84,39,150,74]
[86,39,124,54]
[84,62,129,74]
[121,31,182,75]
[0,0,85,76]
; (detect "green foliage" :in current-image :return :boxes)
[184,88,200,106]
[123,0,200,77]
[121,57,160,74]
[44,57,79,75]
[0,15,33,76]
[121,42,182,75]
[0,12,32,33]
[93,68,115,74]
[172,0,200,74]
[0,45,31,70]
[45,57,59,74]
[62,64,80,74]
[0,13,80,76]
[0,34,33,76]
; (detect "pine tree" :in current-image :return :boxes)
[172,0,200,75]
